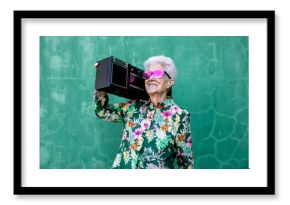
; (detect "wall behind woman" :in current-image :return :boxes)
[40,36,248,169]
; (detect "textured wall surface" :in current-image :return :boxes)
[40,36,248,169]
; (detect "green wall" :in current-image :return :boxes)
[40,36,248,169]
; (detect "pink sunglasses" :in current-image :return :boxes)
[142,69,171,80]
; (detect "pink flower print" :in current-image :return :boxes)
[127,100,134,105]
[186,137,192,147]
[161,110,173,119]
[147,112,154,120]
[122,132,127,140]
[141,119,150,130]
[133,128,143,140]
[172,106,182,115]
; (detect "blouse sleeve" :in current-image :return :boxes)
[175,112,194,169]
[94,90,131,123]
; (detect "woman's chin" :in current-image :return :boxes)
[146,89,157,95]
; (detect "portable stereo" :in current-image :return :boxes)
[95,56,172,100]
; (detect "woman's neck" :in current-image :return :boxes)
[149,93,167,106]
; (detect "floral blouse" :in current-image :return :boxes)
[94,91,194,169]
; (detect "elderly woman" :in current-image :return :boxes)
[94,55,193,169]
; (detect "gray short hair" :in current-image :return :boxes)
[144,55,177,80]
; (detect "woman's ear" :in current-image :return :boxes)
[167,80,175,88]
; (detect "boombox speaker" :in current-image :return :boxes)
[95,56,172,100]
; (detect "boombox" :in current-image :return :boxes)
[95,56,171,100]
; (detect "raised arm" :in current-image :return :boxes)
[94,90,131,123]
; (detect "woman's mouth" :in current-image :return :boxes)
[149,84,157,89]
[147,82,158,90]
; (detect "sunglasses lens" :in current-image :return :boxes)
[143,70,166,79]
[153,70,164,78]
[143,71,152,80]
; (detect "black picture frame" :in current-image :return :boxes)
[14,10,275,195]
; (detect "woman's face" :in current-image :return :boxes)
[144,64,173,96]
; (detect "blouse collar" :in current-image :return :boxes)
[147,96,175,110]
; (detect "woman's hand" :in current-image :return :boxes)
[94,89,107,98]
